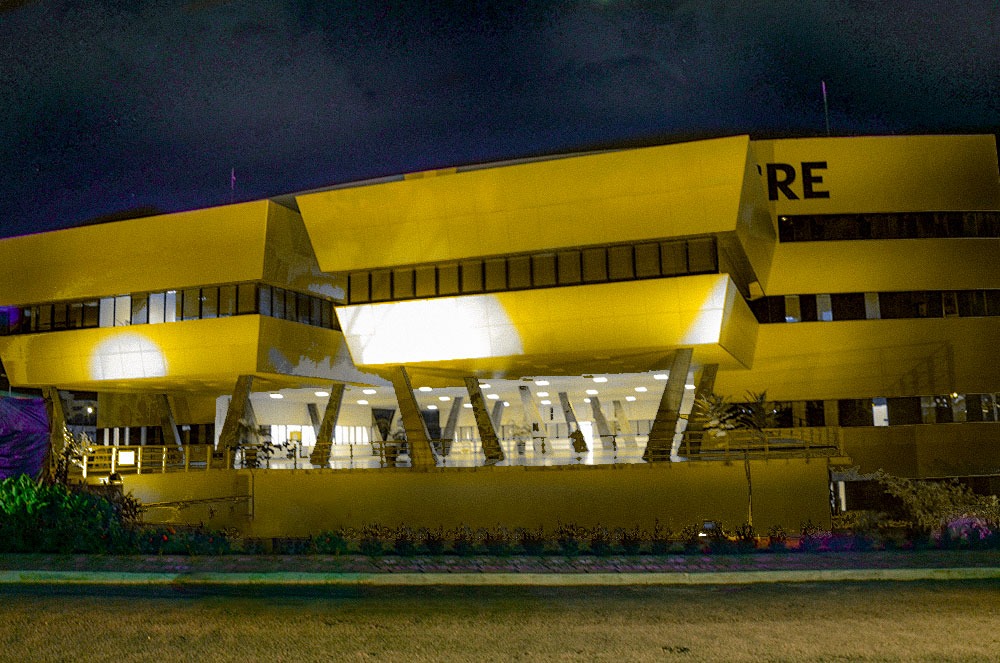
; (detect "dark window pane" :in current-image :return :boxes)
[393,269,414,299]
[273,287,286,319]
[799,294,818,322]
[415,266,437,297]
[687,237,717,273]
[958,290,987,317]
[460,261,483,293]
[608,246,635,280]
[634,243,660,277]
[82,301,99,328]
[201,288,218,319]
[508,256,531,289]
[36,305,52,331]
[484,258,507,291]
[349,273,370,303]
[68,302,83,328]
[258,284,271,316]
[219,285,236,317]
[838,399,873,426]
[830,293,866,320]
[581,248,607,282]
[986,290,1000,316]
[238,284,257,314]
[285,289,297,321]
[557,251,581,284]
[370,270,392,301]
[297,292,311,324]
[310,297,322,326]
[52,304,67,329]
[131,294,149,325]
[887,397,922,425]
[322,301,334,329]
[660,241,687,275]
[438,264,459,295]
[182,289,200,320]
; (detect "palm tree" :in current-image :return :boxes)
[694,391,775,528]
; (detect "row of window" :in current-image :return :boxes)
[750,290,1000,324]
[739,393,1000,429]
[0,282,339,336]
[778,211,1000,243]
[346,236,719,304]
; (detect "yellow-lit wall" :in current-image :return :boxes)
[715,317,1000,401]
[126,459,832,538]
[262,202,344,299]
[97,392,217,427]
[336,274,757,380]
[752,134,1000,217]
[841,423,1000,478]
[0,201,271,306]
[298,136,753,273]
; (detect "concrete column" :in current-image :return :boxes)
[490,401,506,432]
[440,396,463,457]
[824,400,840,428]
[388,367,439,468]
[309,384,345,467]
[792,401,807,428]
[518,386,548,440]
[218,375,258,468]
[644,348,693,462]
[681,363,718,456]
[464,377,504,462]
[589,396,616,450]
[157,394,183,451]
[558,392,588,453]
[612,400,636,449]
[42,387,68,482]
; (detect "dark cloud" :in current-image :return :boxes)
[1,1,997,237]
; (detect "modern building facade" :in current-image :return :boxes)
[1,133,998,534]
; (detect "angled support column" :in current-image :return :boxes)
[440,396,464,457]
[309,384,345,467]
[157,395,183,451]
[643,348,693,462]
[589,396,616,450]
[679,363,718,457]
[218,375,258,468]
[559,392,588,453]
[612,400,636,449]
[388,367,439,468]
[464,377,504,462]
[518,385,549,441]
[490,401,506,432]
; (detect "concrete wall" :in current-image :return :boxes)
[841,422,1000,478]
[125,458,833,538]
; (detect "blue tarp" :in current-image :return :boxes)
[0,396,50,480]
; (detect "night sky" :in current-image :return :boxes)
[2,1,998,238]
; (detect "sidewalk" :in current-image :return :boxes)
[2,551,999,587]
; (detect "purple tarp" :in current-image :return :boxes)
[0,396,50,480]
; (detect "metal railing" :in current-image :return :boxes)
[677,426,843,460]
[76,444,227,480]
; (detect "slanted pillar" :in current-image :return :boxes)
[589,396,616,450]
[612,400,635,449]
[42,387,68,482]
[464,377,504,462]
[157,395,183,451]
[388,367,439,468]
[490,401,506,432]
[518,385,549,451]
[559,392,588,453]
[679,363,718,457]
[440,397,464,457]
[309,384,345,467]
[218,375,258,468]
[643,348,693,462]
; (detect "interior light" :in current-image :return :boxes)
[685,384,696,390]
[438,396,450,401]
[593,376,608,383]
[503,401,510,407]
[86,406,94,414]
[357,399,369,405]
[635,387,648,393]
[654,374,668,380]
[540,400,551,405]
[534,380,549,386]
[625,396,637,402]
[362,388,377,395]
[314,391,330,398]
[480,383,491,389]
[269,393,284,399]
[418,386,432,392]
[583,398,591,403]
[463,403,473,408]
[427,405,438,410]
[536,391,549,397]
[487,394,500,400]
[585,389,598,395]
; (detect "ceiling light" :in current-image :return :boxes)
[357,399,369,405]
[635,386,648,392]
[685,384,696,390]
[503,401,510,407]
[540,400,551,405]
[585,389,598,395]
[593,376,608,383]
[269,393,284,399]
[625,396,637,402]
[418,386,432,392]
[536,391,549,397]
[583,398,591,403]
[480,383,491,389]
[427,405,438,410]
[437,396,450,401]
[314,391,329,398]
[534,380,549,386]
[654,374,668,380]
[362,388,377,395]
[463,403,473,409]
[487,394,500,400]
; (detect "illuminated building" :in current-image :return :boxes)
[1,134,998,535]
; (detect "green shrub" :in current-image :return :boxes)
[420,527,446,555]
[312,530,350,555]
[136,526,232,555]
[616,526,645,555]
[392,525,419,556]
[516,526,546,556]
[449,525,478,556]
[481,526,514,556]
[587,525,614,556]
[554,522,581,556]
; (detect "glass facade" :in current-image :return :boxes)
[778,211,1000,242]
[0,282,339,336]
[751,290,1000,324]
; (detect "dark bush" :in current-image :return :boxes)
[516,526,546,556]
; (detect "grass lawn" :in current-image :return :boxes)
[2,581,998,661]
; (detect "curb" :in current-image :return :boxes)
[3,567,1000,587]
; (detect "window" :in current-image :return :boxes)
[393,269,414,299]
[415,266,437,297]
[82,301,99,328]
[816,294,833,321]
[219,285,236,317]
[236,284,255,315]
[258,285,272,316]
[272,287,286,319]
[131,294,149,325]
[784,295,801,323]
[531,254,556,287]
[181,289,200,321]
[608,246,635,281]
[660,240,687,275]
[687,237,717,273]
[99,298,114,328]
[557,251,581,284]
[460,261,483,293]
[349,272,370,303]
[634,243,660,278]
[149,293,165,324]
[370,270,392,301]
[581,248,607,282]
[164,290,178,322]
[831,293,865,320]
[484,258,507,291]
[508,256,531,289]
[438,265,460,295]
[864,292,881,320]
[201,288,218,319]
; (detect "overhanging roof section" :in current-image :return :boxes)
[297,135,756,273]
[751,134,1000,216]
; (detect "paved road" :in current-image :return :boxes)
[3,581,999,661]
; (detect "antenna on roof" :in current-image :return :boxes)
[821,80,831,137]
[230,168,236,203]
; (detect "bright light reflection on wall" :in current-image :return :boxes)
[338,296,524,365]
[89,333,167,380]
